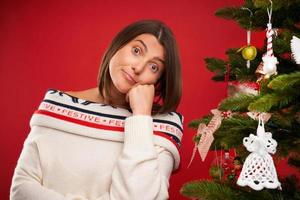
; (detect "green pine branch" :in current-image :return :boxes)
[259,79,273,95]
[213,115,257,150]
[226,48,262,81]
[181,180,284,200]
[280,175,300,199]
[205,58,227,72]
[248,89,299,112]
[247,93,283,112]
[268,71,300,91]
[215,0,300,29]
[253,0,298,10]
[288,154,300,170]
[219,94,259,112]
[181,180,240,200]
[205,47,264,82]
[273,31,294,54]
[204,58,227,81]
[271,111,295,128]
[188,115,212,129]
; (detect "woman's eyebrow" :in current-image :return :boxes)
[134,39,165,65]
[135,39,148,52]
[153,57,165,65]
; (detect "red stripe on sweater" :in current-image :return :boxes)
[35,109,124,132]
[34,109,180,149]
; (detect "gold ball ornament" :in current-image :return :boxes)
[242,45,257,60]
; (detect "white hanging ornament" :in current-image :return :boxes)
[262,22,278,78]
[237,117,281,190]
[262,6,278,78]
[291,36,300,64]
[256,2,279,81]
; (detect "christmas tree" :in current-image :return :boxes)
[181,0,300,199]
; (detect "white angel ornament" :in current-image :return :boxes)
[237,117,281,190]
[291,36,300,64]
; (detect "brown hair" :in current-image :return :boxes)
[98,19,182,114]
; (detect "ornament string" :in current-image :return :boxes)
[246,30,251,68]
[267,0,273,25]
[225,63,231,97]
[214,144,222,180]
[266,1,274,57]
[225,63,230,83]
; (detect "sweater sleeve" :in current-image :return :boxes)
[102,115,174,200]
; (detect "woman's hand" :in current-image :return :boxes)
[126,84,154,116]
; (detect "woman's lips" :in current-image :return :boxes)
[122,70,137,84]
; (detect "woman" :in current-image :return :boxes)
[10,19,183,200]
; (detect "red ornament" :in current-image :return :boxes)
[221,111,232,119]
[227,81,260,97]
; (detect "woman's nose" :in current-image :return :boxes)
[131,62,145,74]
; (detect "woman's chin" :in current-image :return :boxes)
[110,81,129,94]
[114,85,130,95]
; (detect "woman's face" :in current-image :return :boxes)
[109,33,165,94]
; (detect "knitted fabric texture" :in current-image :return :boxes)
[31,89,183,169]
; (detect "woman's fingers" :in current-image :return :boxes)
[127,84,154,115]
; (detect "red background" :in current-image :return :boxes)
[2,0,291,199]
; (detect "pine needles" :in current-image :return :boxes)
[181,181,240,200]
[268,71,300,91]
[219,94,259,112]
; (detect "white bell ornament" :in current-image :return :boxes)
[237,117,281,190]
[291,36,300,64]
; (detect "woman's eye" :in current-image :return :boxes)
[132,47,141,55]
[150,63,159,72]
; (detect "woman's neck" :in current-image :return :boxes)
[103,85,129,109]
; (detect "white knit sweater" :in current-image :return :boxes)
[10,89,183,200]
